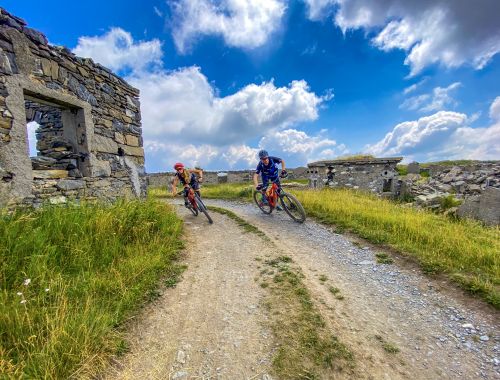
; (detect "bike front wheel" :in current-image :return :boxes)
[194,194,213,224]
[253,190,273,214]
[280,192,306,223]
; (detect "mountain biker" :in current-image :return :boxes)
[172,163,203,206]
[253,150,287,209]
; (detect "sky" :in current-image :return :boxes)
[5,0,500,172]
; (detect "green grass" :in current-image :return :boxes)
[207,206,270,241]
[293,189,500,308]
[211,208,354,378]
[0,200,184,379]
[263,256,354,378]
[375,253,394,265]
[197,183,500,308]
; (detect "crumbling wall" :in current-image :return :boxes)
[307,159,401,194]
[146,168,309,188]
[0,7,146,207]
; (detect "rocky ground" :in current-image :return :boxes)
[106,199,499,380]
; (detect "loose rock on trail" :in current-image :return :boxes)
[107,199,499,380]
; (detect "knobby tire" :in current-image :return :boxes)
[195,194,213,224]
[280,192,306,223]
[253,190,273,214]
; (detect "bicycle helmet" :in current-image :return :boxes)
[258,149,269,159]
[174,162,184,170]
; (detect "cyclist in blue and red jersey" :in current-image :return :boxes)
[253,150,287,208]
[172,162,203,206]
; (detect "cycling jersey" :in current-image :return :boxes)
[255,156,282,186]
[176,170,199,188]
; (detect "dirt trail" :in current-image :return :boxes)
[107,199,499,380]
[106,205,275,380]
[206,199,499,380]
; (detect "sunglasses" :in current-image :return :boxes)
[260,157,269,161]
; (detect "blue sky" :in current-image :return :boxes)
[6,0,500,172]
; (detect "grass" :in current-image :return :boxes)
[375,253,394,265]
[262,256,354,378]
[375,335,400,354]
[293,189,500,308]
[0,200,184,379]
[209,206,354,378]
[207,206,269,241]
[196,183,500,308]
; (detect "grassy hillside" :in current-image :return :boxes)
[0,200,184,379]
[153,184,500,308]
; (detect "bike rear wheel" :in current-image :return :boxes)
[253,190,273,214]
[194,194,213,224]
[280,192,306,223]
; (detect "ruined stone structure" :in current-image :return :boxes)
[147,167,309,188]
[0,8,146,208]
[306,157,403,194]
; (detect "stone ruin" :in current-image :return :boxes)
[306,157,403,194]
[146,167,310,188]
[0,8,146,208]
[403,161,500,226]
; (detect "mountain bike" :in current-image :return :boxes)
[177,186,213,224]
[253,179,306,223]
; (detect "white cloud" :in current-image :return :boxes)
[366,100,500,161]
[303,0,336,20]
[489,96,500,121]
[153,6,163,18]
[306,0,500,75]
[403,77,427,95]
[128,67,328,146]
[222,145,259,167]
[170,0,286,53]
[73,27,336,171]
[72,28,162,73]
[400,82,461,112]
[258,128,344,164]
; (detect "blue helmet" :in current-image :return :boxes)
[258,149,269,159]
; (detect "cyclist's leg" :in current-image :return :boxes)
[183,186,189,206]
[260,177,269,204]
[192,182,201,197]
[275,178,283,210]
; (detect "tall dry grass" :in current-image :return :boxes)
[0,200,184,379]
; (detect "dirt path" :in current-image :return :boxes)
[107,199,499,380]
[106,205,276,380]
[206,199,499,380]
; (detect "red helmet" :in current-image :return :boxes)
[174,162,184,170]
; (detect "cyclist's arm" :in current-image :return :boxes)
[171,176,179,196]
[280,159,286,171]
[190,168,203,182]
[253,173,260,188]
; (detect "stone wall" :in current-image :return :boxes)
[147,167,309,188]
[306,157,403,194]
[0,8,146,208]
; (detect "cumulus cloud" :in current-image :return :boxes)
[128,67,329,146]
[73,27,333,170]
[170,0,286,53]
[366,99,500,161]
[73,28,162,73]
[489,96,500,121]
[257,128,350,164]
[304,0,500,75]
[400,82,461,112]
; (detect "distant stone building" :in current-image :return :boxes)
[306,157,403,194]
[0,8,146,208]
